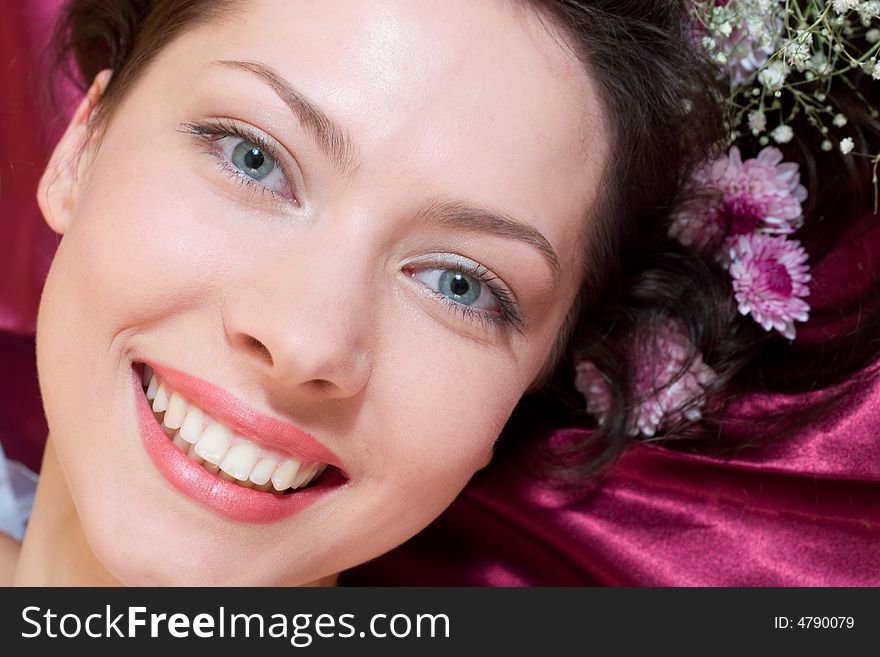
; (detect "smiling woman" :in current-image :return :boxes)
[11,0,876,588]
[13,0,624,586]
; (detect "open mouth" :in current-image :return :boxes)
[138,363,336,496]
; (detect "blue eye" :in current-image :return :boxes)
[231,141,276,181]
[406,261,526,332]
[411,267,503,314]
[438,270,482,305]
[216,136,289,195]
[181,121,295,202]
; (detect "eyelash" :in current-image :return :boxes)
[406,260,525,334]
[180,119,298,207]
[181,121,524,333]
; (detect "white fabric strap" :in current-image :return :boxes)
[0,440,38,541]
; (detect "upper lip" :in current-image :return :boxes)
[141,361,344,471]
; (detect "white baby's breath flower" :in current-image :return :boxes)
[771,124,794,144]
[781,30,814,71]
[745,15,771,43]
[716,20,733,39]
[859,1,880,19]
[689,0,880,181]
[758,60,790,91]
[702,0,783,84]
[748,111,767,134]
[833,0,859,13]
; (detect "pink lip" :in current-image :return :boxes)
[132,364,346,523]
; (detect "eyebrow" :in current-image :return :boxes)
[416,200,561,281]
[214,59,358,174]
[213,60,560,280]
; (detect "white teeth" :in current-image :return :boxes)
[163,392,187,429]
[248,458,278,486]
[291,462,321,489]
[305,463,328,487]
[152,382,169,413]
[179,408,204,444]
[186,443,204,465]
[289,463,312,489]
[146,374,159,401]
[144,371,331,494]
[194,422,232,465]
[172,430,189,452]
[272,458,301,492]
[219,442,259,481]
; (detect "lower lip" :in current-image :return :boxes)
[133,365,344,523]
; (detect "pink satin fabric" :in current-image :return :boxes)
[0,1,69,472]
[0,0,68,337]
[3,0,879,585]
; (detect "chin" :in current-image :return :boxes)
[80,510,275,586]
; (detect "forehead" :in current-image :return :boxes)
[141,0,608,278]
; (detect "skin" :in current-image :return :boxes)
[11,0,608,585]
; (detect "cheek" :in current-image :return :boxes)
[353,329,521,536]
[67,149,233,329]
[34,135,237,515]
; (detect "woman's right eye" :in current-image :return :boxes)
[215,136,290,197]
[181,121,297,205]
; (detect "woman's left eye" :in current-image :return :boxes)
[405,262,524,331]
[413,268,501,313]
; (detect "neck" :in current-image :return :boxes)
[13,437,338,587]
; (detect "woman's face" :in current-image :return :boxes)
[36,0,607,584]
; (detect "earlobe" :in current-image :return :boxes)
[37,69,112,235]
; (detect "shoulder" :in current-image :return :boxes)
[0,531,20,586]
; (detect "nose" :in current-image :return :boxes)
[222,233,374,401]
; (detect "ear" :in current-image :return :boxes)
[37,69,112,235]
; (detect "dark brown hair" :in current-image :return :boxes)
[52,0,880,485]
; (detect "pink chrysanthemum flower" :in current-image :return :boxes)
[728,232,811,339]
[669,146,807,253]
[574,319,717,438]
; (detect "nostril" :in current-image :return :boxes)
[247,335,273,367]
